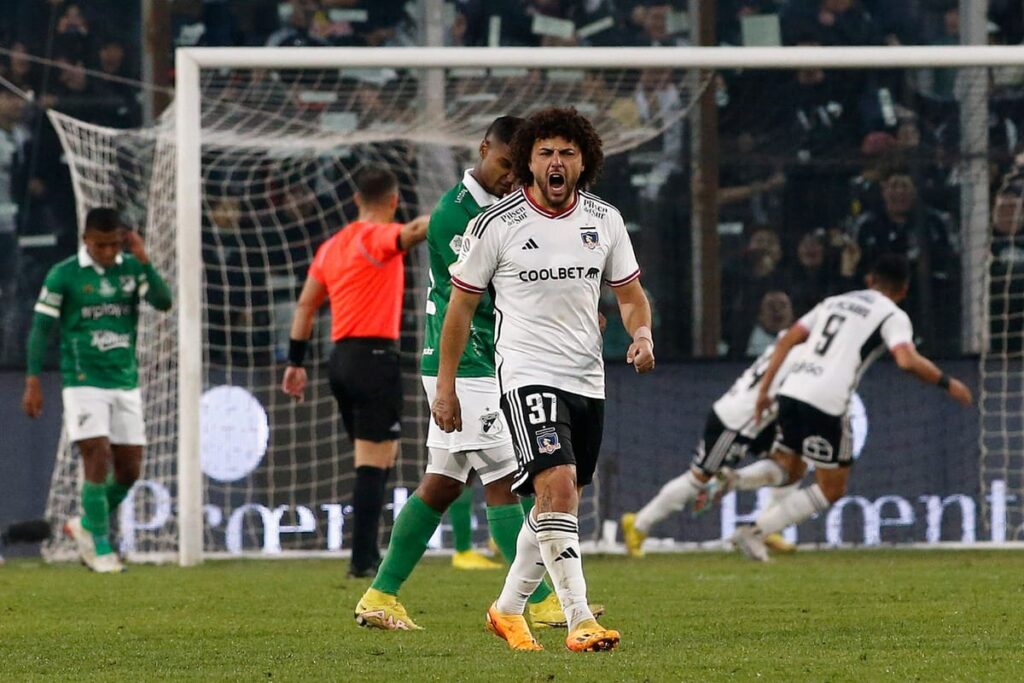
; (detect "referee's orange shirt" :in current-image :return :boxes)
[308,220,406,341]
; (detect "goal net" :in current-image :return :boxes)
[42,50,707,563]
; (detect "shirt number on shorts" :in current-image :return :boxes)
[525,392,558,425]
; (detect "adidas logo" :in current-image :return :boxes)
[521,238,539,250]
[554,547,580,562]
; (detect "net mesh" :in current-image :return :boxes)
[41,64,706,560]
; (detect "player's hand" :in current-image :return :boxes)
[598,311,607,334]
[281,366,308,402]
[22,376,43,418]
[754,392,772,424]
[948,378,973,406]
[121,229,149,264]
[627,337,655,373]
[431,387,462,432]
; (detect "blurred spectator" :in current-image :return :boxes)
[848,132,898,219]
[2,41,41,95]
[851,165,959,350]
[747,290,794,357]
[611,68,684,201]
[780,0,881,46]
[94,37,140,127]
[53,2,93,62]
[768,41,862,234]
[722,225,787,357]
[0,89,28,361]
[989,178,1024,354]
[786,230,831,316]
[267,0,330,47]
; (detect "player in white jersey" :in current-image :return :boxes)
[433,107,654,652]
[729,254,973,562]
[620,338,802,557]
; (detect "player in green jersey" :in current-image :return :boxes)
[22,208,172,573]
[356,117,585,631]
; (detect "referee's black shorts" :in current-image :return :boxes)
[501,385,604,496]
[328,337,402,443]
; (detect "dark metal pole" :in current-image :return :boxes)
[689,0,721,356]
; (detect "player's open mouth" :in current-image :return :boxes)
[548,173,565,190]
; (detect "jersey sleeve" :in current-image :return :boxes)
[34,266,66,319]
[603,210,641,287]
[428,203,470,269]
[307,237,331,285]
[795,304,821,334]
[363,222,405,262]
[449,215,499,294]
[881,309,915,350]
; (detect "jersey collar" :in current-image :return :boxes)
[523,186,579,219]
[462,169,500,208]
[78,245,123,274]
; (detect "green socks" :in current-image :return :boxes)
[448,487,474,552]
[371,495,443,596]
[486,500,552,604]
[81,481,113,556]
[485,503,523,563]
[105,475,133,512]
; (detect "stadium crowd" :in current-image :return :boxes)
[1,0,1024,366]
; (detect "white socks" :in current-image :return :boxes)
[755,484,830,536]
[732,458,787,490]
[767,480,802,509]
[495,511,548,616]
[535,512,594,632]
[634,470,704,533]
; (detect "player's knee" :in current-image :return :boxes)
[416,474,463,511]
[533,466,578,512]
[483,475,518,506]
[817,476,847,503]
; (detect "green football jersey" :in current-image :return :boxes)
[33,249,172,389]
[420,177,498,378]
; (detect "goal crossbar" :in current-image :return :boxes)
[178,45,1024,71]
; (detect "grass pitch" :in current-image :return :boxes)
[1,550,1021,681]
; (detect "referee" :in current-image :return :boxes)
[281,166,428,578]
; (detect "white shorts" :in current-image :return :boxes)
[421,375,516,485]
[62,387,147,446]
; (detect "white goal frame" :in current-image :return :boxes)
[174,45,1024,566]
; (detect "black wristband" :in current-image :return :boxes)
[287,339,308,367]
[937,373,951,390]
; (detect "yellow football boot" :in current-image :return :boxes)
[620,512,647,558]
[354,588,423,630]
[486,603,543,651]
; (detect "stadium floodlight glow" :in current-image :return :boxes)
[41,46,1024,566]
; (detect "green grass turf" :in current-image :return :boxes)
[1,550,1022,681]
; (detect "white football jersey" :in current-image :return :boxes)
[779,289,914,416]
[713,335,797,438]
[451,188,640,398]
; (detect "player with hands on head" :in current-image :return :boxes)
[23,207,172,573]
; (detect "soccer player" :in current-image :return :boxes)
[22,207,172,573]
[730,254,973,562]
[621,337,802,557]
[354,116,566,630]
[281,166,429,578]
[433,107,654,652]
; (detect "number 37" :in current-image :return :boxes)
[526,392,557,425]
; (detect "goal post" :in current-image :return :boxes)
[43,45,1024,566]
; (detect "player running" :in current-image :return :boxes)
[729,254,973,562]
[22,208,172,573]
[621,336,802,557]
[433,107,654,652]
[354,117,575,630]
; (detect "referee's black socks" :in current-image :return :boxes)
[350,465,391,575]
